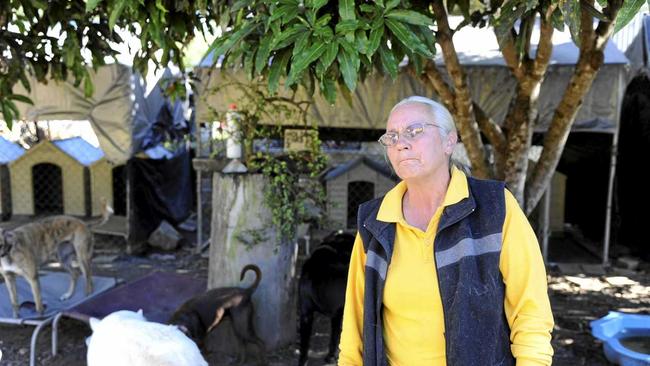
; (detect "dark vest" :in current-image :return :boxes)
[357,176,515,366]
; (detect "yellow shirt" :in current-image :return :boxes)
[338,167,554,366]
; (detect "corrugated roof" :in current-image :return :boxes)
[0,136,25,164]
[52,137,104,166]
[323,156,397,182]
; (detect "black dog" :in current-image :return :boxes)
[297,232,354,366]
[168,264,265,363]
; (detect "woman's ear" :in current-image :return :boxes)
[446,132,458,155]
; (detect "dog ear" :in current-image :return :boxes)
[90,317,100,331]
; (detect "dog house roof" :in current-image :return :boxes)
[52,137,105,166]
[0,136,25,164]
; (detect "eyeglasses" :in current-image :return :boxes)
[378,122,441,147]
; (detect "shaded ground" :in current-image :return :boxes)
[1,221,649,365]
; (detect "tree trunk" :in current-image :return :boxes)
[208,173,297,353]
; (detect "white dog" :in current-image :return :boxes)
[86,309,208,366]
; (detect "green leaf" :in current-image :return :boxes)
[306,0,328,11]
[379,44,398,79]
[273,24,308,50]
[255,35,274,75]
[18,69,32,92]
[493,0,526,40]
[320,76,337,104]
[64,47,76,68]
[337,46,360,91]
[385,9,434,26]
[561,0,581,46]
[315,14,332,28]
[4,100,19,119]
[1,103,14,126]
[375,0,384,8]
[320,41,339,71]
[418,24,436,52]
[86,0,102,12]
[8,94,33,105]
[287,42,328,86]
[155,0,168,13]
[385,0,400,11]
[367,18,384,56]
[614,0,645,33]
[551,7,565,32]
[269,4,293,23]
[385,18,433,58]
[269,50,291,94]
[84,75,94,98]
[109,0,127,31]
[335,19,359,34]
[206,21,259,63]
[292,32,311,58]
[360,4,376,13]
[339,0,355,21]
[355,29,368,54]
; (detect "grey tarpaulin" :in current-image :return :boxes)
[7,65,186,164]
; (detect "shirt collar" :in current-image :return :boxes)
[376,166,469,223]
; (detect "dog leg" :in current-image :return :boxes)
[298,299,314,366]
[58,241,80,301]
[75,236,94,296]
[60,267,79,301]
[324,310,343,364]
[206,307,226,333]
[25,274,44,314]
[80,257,93,295]
[231,305,266,365]
[1,272,20,318]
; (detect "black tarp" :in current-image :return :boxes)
[128,147,193,245]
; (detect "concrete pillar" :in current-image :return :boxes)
[208,173,298,353]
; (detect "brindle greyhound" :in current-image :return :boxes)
[0,199,112,317]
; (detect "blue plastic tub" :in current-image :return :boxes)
[591,311,650,365]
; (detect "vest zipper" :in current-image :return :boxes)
[432,235,449,366]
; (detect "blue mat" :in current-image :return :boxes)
[0,271,118,320]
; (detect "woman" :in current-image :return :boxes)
[338,96,554,366]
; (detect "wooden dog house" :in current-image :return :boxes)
[0,137,25,220]
[322,156,398,230]
[9,137,113,216]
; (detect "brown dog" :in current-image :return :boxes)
[0,200,111,317]
[168,264,266,363]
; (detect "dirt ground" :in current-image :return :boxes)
[1,224,650,365]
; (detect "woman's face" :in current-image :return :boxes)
[385,103,452,181]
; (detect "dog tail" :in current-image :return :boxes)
[89,197,114,228]
[240,264,261,294]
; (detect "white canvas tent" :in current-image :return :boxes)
[195,18,629,265]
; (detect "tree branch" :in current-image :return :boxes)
[498,31,525,81]
[532,4,556,79]
[473,102,505,154]
[420,62,457,115]
[431,0,490,178]
[523,0,623,214]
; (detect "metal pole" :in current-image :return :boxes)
[195,109,203,254]
[603,72,624,266]
[542,185,551,264]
